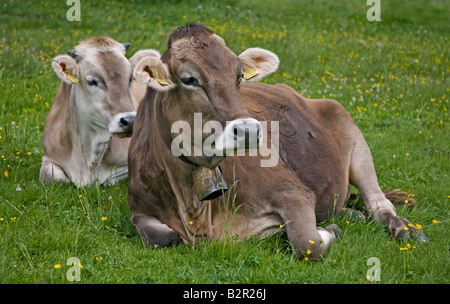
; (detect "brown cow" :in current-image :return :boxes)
[40,37,160,186]
[127,24,426,259]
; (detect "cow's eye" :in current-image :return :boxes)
[237,73,244,85]
[87,78,98,87]
[180,76,199,87]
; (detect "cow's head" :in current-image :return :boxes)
[134,24,279,168]
[51,37,160,138]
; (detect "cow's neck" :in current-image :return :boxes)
[150,92,213,241]
[68,89,111,178]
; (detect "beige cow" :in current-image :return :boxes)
[40,36,159,186]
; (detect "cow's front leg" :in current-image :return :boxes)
[130,213,180,248]
[366,197,425,242]
[348,132,427,242]
[39,156,70,185]
[279,201,341,260]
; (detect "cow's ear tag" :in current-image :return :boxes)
[155,77,170,86]
[65,70,79,83]
[243,67,259,80]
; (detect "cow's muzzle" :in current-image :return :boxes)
[215,118,262,155]
[109,112,136,137]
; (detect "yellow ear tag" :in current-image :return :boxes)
[155,77,170,86]
[65,70,79,83]
[243,67,259,80]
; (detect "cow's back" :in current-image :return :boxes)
[239,83,349,219]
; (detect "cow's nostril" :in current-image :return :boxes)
[119,117,130,127]
[118,115,135,133]
[120,117,129,127]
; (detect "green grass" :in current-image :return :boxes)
[0,0,449,284]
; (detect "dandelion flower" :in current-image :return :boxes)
[3,171,8,178]
[415,224,422,230]
[54,264,61,269]
[309,240,315,244]
[432,219,438,224]
[304,257,309,261]
[403,227,409,231]
[101,216,107,221]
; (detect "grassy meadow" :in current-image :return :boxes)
[0,0,449,284]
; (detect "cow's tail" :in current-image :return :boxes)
[383,189,416,207]
[348,189,417,208]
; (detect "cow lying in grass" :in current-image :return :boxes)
[40,37,159,186]
[127,24,426,259]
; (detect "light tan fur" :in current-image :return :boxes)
[40,37,158,186]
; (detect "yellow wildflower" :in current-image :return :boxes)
[415,224,422,230]
[101,216,107,221]
[432,219,438,224]
[309,240,315,244]
[54,264,61,269]
[72,262,84,268]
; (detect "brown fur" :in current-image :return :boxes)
[128,24,422,259]
[384,189,417,207]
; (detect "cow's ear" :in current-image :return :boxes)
[128,49,161,69]
[134,56,175,91]
[238,48,279,83]
[52,55,79,85]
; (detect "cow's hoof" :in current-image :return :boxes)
[406,230,429,245]
[388,216,429,245]
[343,208,366,222]
[324,224,342,239]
